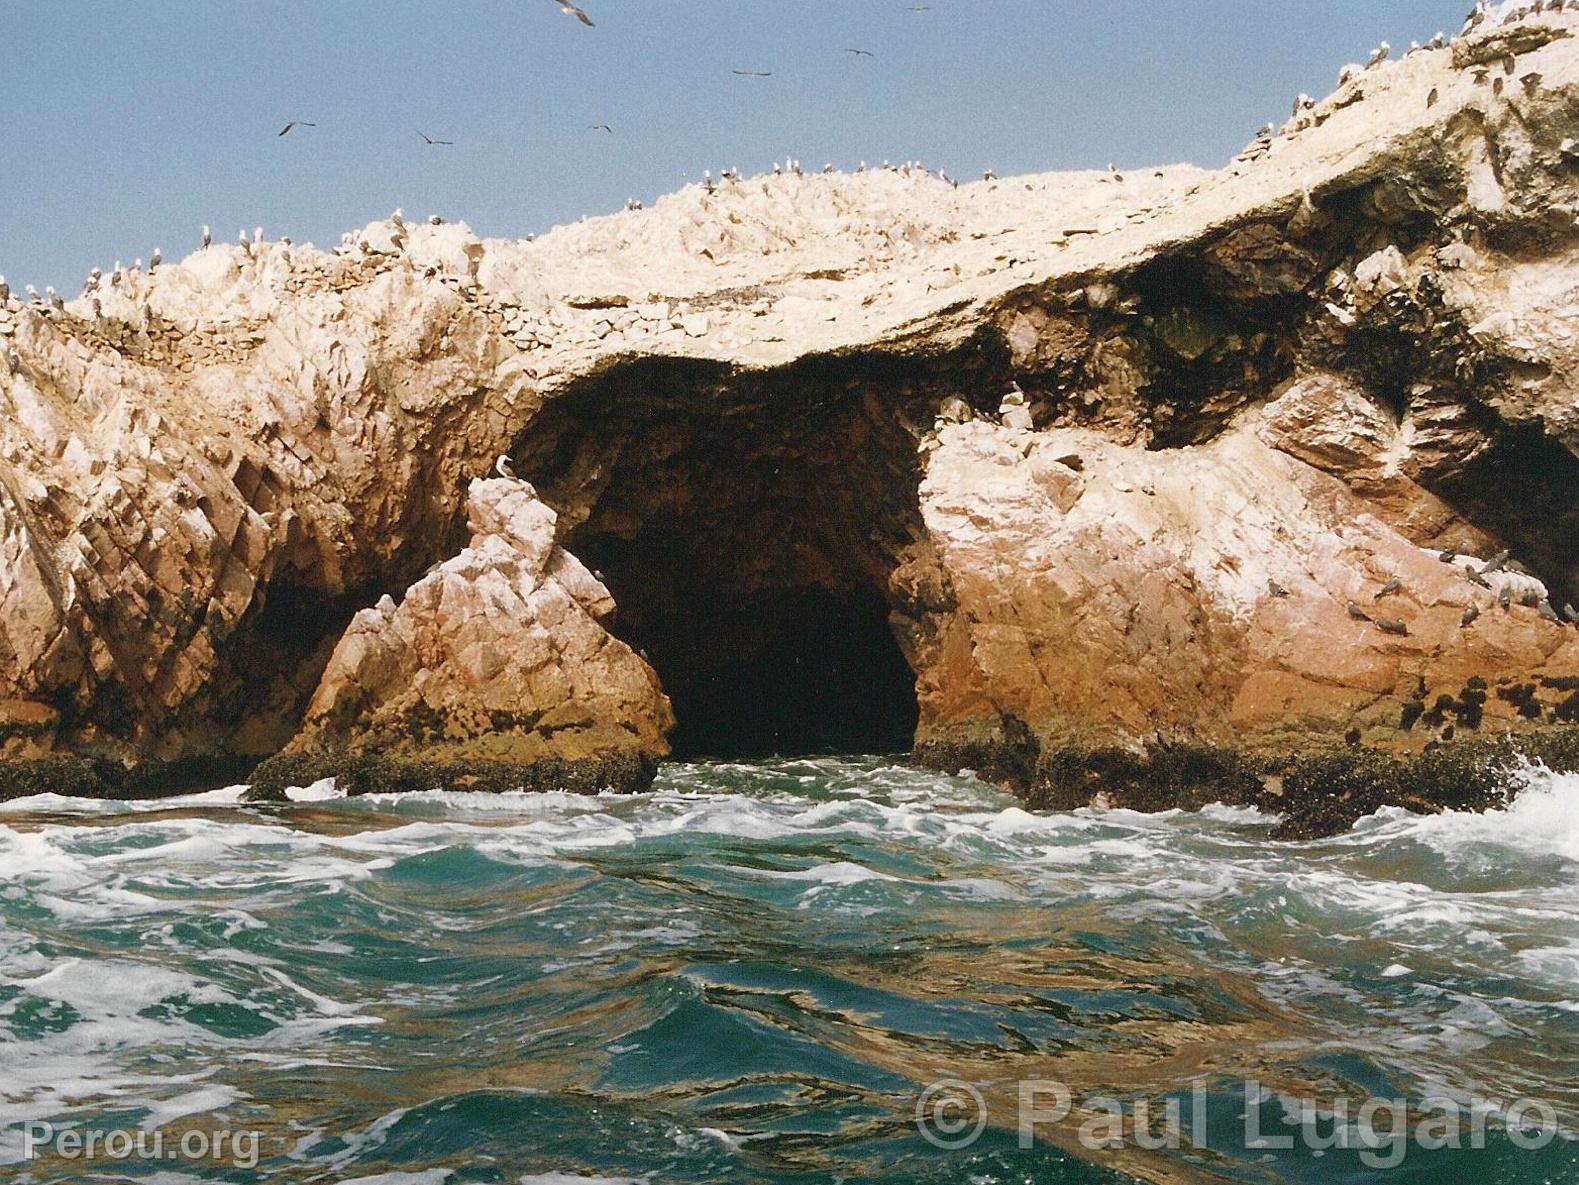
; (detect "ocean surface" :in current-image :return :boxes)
[1,757,1577,1185]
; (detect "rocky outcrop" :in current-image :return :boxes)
[2,3,1579,816]
[246,476,672,798]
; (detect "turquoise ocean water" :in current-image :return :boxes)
[1,758,1576,1184]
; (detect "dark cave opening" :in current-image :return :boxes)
[600,573,919,761]
[515,355,944,760]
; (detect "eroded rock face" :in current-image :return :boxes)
[276,476,671,783]
[910,415,1578,764]
[2,4,1579,807]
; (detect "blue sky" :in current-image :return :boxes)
[1,1,1467,292]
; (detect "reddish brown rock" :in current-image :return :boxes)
[272,476,672,786]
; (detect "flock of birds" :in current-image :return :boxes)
[7,0,1578,326]
[274,0,904,149]
[1262,547,1579,639]
[1239,1,1576,157]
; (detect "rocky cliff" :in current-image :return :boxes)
[3,6,1579,824]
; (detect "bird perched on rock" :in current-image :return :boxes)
[1481,550,1510,575]
[46,287,64,311]
[1375,576,1402,600]
[0,275,9,303]
[495,455,517,479]
[1563,603,1579,626]
[1268,579,1291,598]
[1439,548,1458,564]
[1367,42,1391,68]
[1499,585,1513,611]
[1462,602,1481,627]
[1429,32,1447,49]
[6,351,19,375]
[201,225,211,248]
[983,168,997,181]
[1376,618,1409,636]
[1347,601,1373,622]
[1428,87,1440,109]
[550,0,594,25]
[1539,600,1561,623]
[150,248,161,270]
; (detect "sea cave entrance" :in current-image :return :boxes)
[515,356,936,760]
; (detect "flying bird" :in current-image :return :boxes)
[844,48,875,57]
[419,131,455,146]
[732,69,774,77]
[550,0,594,26]
[278,121,316,137]
[590,124,614,134]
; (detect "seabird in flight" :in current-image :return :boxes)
[844,48,875,57]
[278,121,316,137]
[733,69,773,77]
[419,131,455,146]
[550,0,594,26]
[591,124,614,134]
